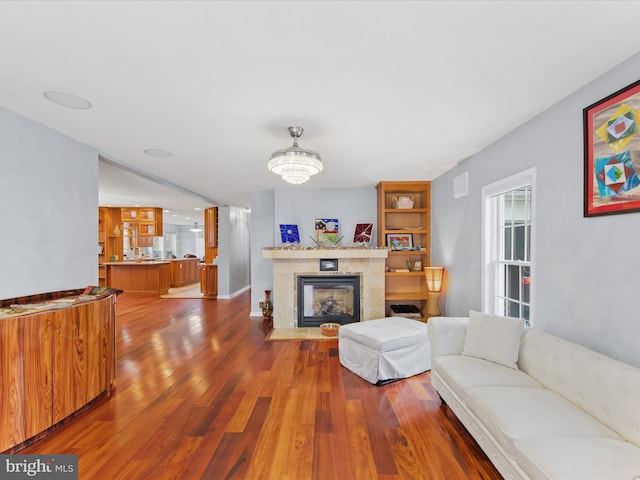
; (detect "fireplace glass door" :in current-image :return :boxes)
[297,275,360,327]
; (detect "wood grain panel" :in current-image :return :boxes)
[0,317,25,451]
[22,313,53,439]
[53,308,77,423]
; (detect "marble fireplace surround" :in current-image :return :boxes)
[262,247,389,329]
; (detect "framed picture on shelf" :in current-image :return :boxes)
[584,78,640,216]
[386,233,413,250]
[412,259,423,271]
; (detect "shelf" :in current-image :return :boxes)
[385,292,428,301]
[388,250,428,256]
[383,208,429,213]
[386,271,424,277]
[377,181,431,316]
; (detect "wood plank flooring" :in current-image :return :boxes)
[20,291,502,479]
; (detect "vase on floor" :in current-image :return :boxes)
[261,290,273,325]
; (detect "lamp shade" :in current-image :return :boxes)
[424,267,444,292]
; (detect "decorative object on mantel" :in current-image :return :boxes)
[260,289,273,326]
[309,235,343,247]
[279,224,300,244]
[353,223,374,244]
[424,266,445,317]
[268,126,323,184]
[315,218,339,244]
[320,322,340,337]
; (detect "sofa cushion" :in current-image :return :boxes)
[433,355,541,403]
[514,437,640,480]
[461,310,524,369]
[519,329,640,448]
[465,386,620,460]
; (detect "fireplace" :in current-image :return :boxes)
[262,247,388,329]
[297,275,360,327]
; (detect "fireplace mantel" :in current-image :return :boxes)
[263,246,389,260]
[263,246,389,329]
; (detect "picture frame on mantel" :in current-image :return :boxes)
[279,224,300,244]
[584,78,640,217]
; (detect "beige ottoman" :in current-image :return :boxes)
[338,317,431,385]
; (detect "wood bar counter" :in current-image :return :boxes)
[105,260,170,296]
[0,287,119,452]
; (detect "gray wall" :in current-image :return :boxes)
[217,205,251,299]
[431,51,640,368]
[0,106,97,298]
[250,186,377,315]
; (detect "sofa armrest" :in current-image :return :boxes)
[428,316,469,357]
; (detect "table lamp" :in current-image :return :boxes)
[424,266,445,317]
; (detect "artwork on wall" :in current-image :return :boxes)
[386,233,413,250]
[584,78,640,216]
[315,218,339,243]
[353,223,373,244]
[279,224,300,244]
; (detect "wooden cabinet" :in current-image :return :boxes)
[0,290,117,452]
[121,207,163,249]
[204,206,218,264]
[99,207,123,286]
[170,259,200,287]
[200,264,218,297]
[376,181,431,318]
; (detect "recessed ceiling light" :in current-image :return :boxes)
[194,207,202,211]
[144,149,172,158]
[43,91,92,109]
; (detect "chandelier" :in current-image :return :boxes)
[268,126,323,184]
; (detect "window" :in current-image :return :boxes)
[482,169,535,326]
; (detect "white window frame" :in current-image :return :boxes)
[481,168,536,325]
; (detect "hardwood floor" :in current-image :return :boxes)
[20,291,502,479]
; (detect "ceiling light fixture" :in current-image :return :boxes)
[43,91,92,109]
[190,222,202,233]
[144,149,172,158]
[268,126,322,185]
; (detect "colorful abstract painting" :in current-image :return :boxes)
[595,151,640,198]
[584,79,640,216]
[315,218,339,243]
[279,224,300,244]
[353,223,373,244]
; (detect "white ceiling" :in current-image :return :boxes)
[1,1,640,225]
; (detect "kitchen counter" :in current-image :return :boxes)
[169,258,201,287]
[105,261,170,296]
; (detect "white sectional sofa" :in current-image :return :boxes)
[428,311,640,480]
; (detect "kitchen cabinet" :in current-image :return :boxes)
[121,207,163,248]
[200,264,218,298]
[99,207,123,285]
[204,206,218,264]
[170,258,200,287]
